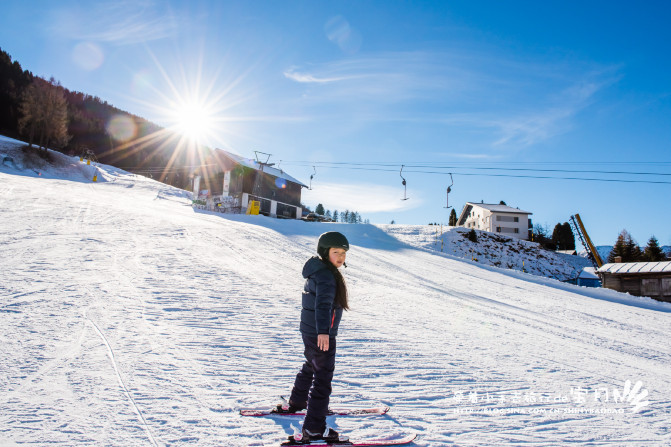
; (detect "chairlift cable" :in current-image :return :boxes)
[280,164,671,185]
[279,160,671,177]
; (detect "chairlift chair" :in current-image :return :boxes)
[444,173,454,208]
[309,166,316,190]
[400,165,409,201]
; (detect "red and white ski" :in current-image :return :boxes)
[280,433,416,446]
[240,406,389,417]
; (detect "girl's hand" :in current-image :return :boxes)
[318,334,329,351]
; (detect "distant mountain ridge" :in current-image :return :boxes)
[581,245,671,263]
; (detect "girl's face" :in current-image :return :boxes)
[329,247,347,268]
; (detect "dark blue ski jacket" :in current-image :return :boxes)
[300,257,343,337]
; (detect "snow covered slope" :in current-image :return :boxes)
[379,225,590,281]
[2,135,671,446]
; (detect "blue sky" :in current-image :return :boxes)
[1,0,670,245]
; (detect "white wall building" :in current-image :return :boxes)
[457,202,532,240]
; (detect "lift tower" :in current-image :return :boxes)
[570,214,604,269]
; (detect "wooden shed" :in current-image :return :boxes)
[577,267,601,288]
[192,149,308,218]
[597,261,671,302]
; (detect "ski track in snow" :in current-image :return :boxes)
[1,137,671,446]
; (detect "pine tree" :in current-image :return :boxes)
[325,210,332,219]
[333,210,339,222]
[561,222,575,250]
[343,210,349,223]
[608,232,627,263]
[315,203,325,215]
[551,222,576,250]
[449,208,457,226]
[643,236,666,262]
[625,233,643,262]
[608,230,642,263]
[551,223,563,250]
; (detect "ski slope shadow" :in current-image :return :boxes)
[194,211,411,252]
[445,254,671,314]
[376,225,671,314]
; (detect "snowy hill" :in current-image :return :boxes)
[2,135,671,446]
[380,225,590,281]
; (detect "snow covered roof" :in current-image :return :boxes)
[598,261,671,274]
[466,202,532,214]
[557,250,577,255]
[579,267,599,279]
[215,149,308,188]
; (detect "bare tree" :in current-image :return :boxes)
[18,77,70,150]
[18,78,43,148]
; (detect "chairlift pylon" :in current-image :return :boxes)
[400,165,409,201]
[253,151,273,166]
[444,173,454,209]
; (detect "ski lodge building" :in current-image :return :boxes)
[192,149,308,219]
[457,202,533,240]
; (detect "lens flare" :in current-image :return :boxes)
[106,115,137,142]
[324,15,362,54]
[131,69,155,96]
[72,42,104,71]
[275,178,287,189]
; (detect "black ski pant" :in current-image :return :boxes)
[289,334,336,433]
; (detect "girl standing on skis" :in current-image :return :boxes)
[281,231,350,443]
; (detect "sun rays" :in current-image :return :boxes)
[99,45,251,182]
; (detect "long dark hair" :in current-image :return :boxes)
[321,253,349,311]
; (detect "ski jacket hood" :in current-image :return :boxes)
[302,256,329,279]
[300,257,343,337]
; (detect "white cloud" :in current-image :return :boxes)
[491,73,621,147]
[282,51,621,149]
[282,51,464,100]
[49,0,178,45]
[283,68,356,84]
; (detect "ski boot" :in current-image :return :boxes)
[271,396,307,414]
[300,426,349,443]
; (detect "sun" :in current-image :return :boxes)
[171,99,216,143]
